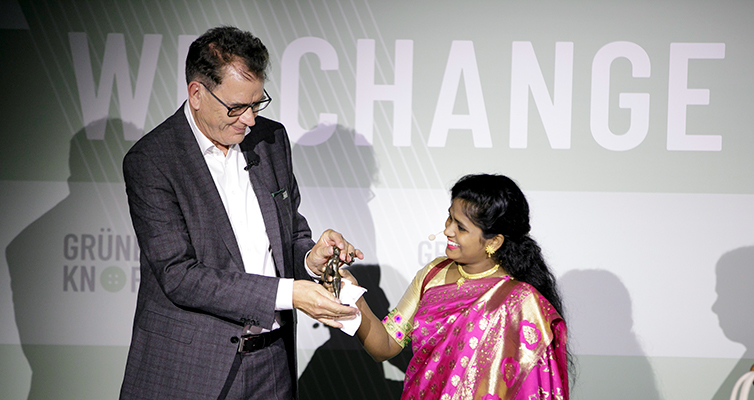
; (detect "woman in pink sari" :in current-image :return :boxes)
[344,174,571,400]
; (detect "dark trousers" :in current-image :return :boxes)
[223,326,295,400]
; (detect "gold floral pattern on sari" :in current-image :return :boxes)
[501,356,520,388]
[520,320,542,350]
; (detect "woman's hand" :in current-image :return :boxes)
[338,267,359,287]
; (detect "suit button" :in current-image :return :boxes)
[230,336,239,344]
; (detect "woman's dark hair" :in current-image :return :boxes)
[185,26,269,88]
[450,173,565,318]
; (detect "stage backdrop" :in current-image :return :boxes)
[1,1,752,399]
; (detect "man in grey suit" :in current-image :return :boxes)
[119,26,360,399]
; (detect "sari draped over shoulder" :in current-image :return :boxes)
[382,257,568,400]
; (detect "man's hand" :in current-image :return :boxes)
[292,280,358,328]
[306,229,364,276]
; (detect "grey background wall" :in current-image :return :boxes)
[1,1,752,399]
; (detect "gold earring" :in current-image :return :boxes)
[485,245,495,258]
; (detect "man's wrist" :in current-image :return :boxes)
[304,250,320,280]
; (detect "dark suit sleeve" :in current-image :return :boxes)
[124,145,278,327]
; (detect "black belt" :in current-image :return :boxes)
[236,327,285,353]
[219,326,287,400]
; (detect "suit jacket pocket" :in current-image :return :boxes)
[138,310,195,344]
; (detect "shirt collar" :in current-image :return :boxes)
[184,101,239,155]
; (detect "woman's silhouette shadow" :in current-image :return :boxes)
[560,269,661,400]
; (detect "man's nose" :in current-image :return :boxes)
[238,108,257,127]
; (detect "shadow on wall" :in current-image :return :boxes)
[293,125,413,400]
[6,119,137,400]
[299,264,413,400]
[559,269,660,400]
[291,123,379,258]
[711,246,754,400]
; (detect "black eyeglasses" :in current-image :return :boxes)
[201,83,272,117]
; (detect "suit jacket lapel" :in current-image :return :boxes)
[173,109,245,272]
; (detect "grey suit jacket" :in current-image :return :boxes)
[119,106,314,399]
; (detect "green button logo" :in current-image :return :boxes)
[100,266,126,292]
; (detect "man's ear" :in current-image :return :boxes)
[187,81,202,110]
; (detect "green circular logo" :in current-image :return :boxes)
[100,266,126,292]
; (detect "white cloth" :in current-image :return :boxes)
[336,280,367,336]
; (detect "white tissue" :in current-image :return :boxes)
[336,280,367,336]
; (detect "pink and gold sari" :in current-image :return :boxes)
[383,257,568,400]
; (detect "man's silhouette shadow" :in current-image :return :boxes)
[6,119,137,399]
[560,269,661,400]
[293,125,412,399]
[711,246,754,400]
[298,264,412,399]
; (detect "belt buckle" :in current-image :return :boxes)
[237,334,264,353]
